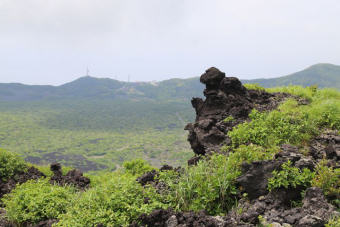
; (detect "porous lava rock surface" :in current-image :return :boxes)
[185,67,288,160]
[225,187,338,227]
[49,162,90,189]
[236,144,316,200]
[0,166,45,199]
[310,129,340,165]
[129,208,226,227]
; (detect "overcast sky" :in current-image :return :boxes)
[0,0,339,85]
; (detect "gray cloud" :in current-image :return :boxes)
[0,0,339,85]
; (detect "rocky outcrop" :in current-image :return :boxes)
[310,129,340,166]
[129,69,338,227]
[0,166,45,199]
[225,187,338,226]
[185,67,288,159]
[129,208,226,227]
[236,144,316,200]
[49,163,90,190]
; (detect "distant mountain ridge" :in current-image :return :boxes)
[0,63,339,102]
[0,76,203,102]
[241,63,340,89]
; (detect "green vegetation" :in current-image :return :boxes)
[122,158,155,176]
[0,148,27,181]
[2,179,75,224]
[243,83,266,91]
[0,99,193,170]
[56,172,167,227]
[312,161,340,196]
[326,216,340,227]
[228,87,340,149]
[160,144,275,215]
[268,160,314,191]
[312,160,340,207]
[223,115,234,123]
[0,83,339,226]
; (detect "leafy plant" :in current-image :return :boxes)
[0,148,27,181]
[268,160,315,191]
[312,160,340,208]
[123,158,155,176]
[244,83,265,91]
[161,145,274,215]
[326,216,340,227]
[2,179,75,224]
[56,172,167,227]
[223,115,234,123]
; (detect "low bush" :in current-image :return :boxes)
[228,101,313,148]
[2,179,75,224]
[56,172,167,227]
[0,148,27,181]
[162,145,274,215]
[244,83,266,91]
[312,160,340,207]
[326,216,340,227]
[228,87,340,149]
[122,158,155,176]
[268,160,315,191]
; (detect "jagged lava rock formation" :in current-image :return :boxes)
[131,67,339,227]
[185,67,287,161]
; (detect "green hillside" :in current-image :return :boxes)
[0,63,339,171]
[242,63,340,89]
[0,76,203,102]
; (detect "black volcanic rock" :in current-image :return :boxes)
[0,167,45,199]
[49,163,90,190]
[129,208,226,227]
[185,67,288,157]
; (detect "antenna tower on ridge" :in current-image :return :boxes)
[86,67,90,76]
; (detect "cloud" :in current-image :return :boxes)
[0,0,339,84]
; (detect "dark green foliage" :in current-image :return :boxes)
[268,160,315,191]
[229,88,340,149]
[326,216,340,227]
[228,101,313,148]
[56,173,167,227]
[312,160,340,207]
[162,145,274,215]
[123,159,155,176]
[0,148,27,181]
[312,161,340,196]
[2,179,75,224]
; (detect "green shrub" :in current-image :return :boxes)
[162,145,274,215]
[223,115,234,123]
[228,88,340,149]
[0,148,27,181]
[268,160,315,191]
[228,102,313,148]
[266,85,317,100]
[122,158,155,176]
[326,216,340,227]
[165,154,238,215]
[56,173,167,227]
[244,83,266,91]
[312,160,340,208]
[2,179,75,224]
